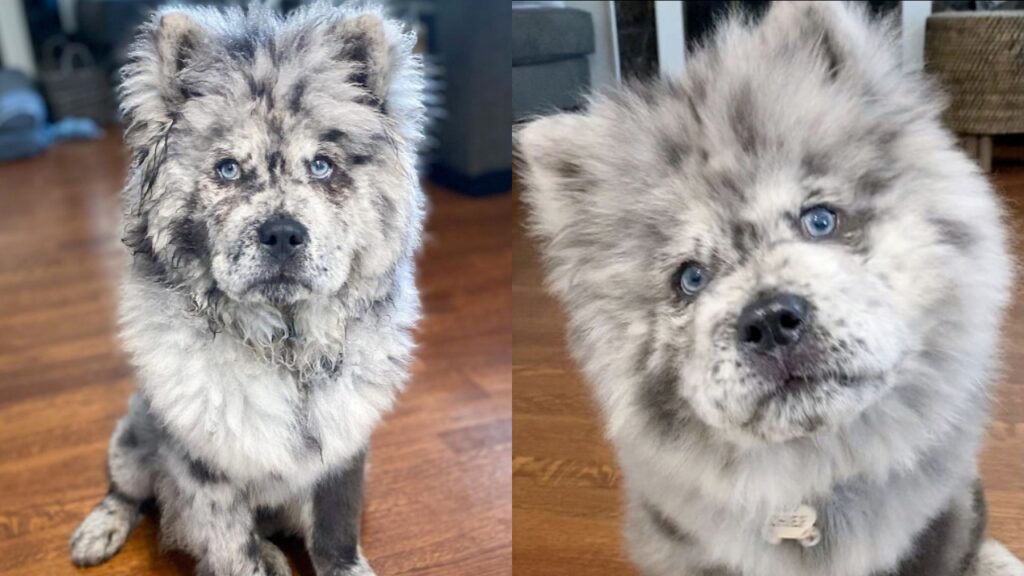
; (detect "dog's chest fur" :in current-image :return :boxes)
[119,275,413,500]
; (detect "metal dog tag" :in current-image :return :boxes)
[768,505,820,547]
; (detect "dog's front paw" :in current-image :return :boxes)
[69,499,138,566]
[973,540,1024,576]
[255,538,292,576]
[318,555,376,576]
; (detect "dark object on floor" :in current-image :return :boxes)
[512,5,594,121]
[0,69,104,163]
[0,70,48,161]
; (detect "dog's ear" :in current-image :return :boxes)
[516,112,597,250]
[298,6,423,139]
[120,10,207,150]
[331,13,394,103]
[759,1,896,83]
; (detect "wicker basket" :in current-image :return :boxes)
[924,11,1024,136]
[37,38,116,124]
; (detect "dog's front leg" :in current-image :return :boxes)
[158,453,290,576]
[306,450,374,576]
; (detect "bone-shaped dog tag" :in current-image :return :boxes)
[767,505,820,547]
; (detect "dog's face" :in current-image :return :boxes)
[520,2,1009,444]
[121,4,424,307]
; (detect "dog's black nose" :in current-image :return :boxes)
[737,293,809,354]
[257,216,308,260]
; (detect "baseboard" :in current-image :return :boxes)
[428,163,512,197]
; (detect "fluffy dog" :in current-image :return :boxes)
[519,3,1022,575]
[69,3,424,575]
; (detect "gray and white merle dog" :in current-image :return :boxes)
[519,2,1023,576]
[69,3,424,575]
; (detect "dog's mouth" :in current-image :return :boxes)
[739,369,886,437]
[247,274,313,303]
[782,371,870,390]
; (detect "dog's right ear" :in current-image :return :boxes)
[516,112,597,247]
[120,10,207,150]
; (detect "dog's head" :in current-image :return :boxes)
[120,3,424,308]
[519,2,1010,444]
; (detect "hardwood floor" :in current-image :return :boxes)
[512,167,1024,575]
[0,132,512,576]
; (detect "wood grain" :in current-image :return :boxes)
[512,168,1024,575]
[0,132,512,576]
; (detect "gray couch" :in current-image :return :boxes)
[512,6,595,121]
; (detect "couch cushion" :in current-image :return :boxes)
[512,7,595,66]
[512,57,589,121]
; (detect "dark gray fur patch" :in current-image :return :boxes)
[729,83,760,153]
[119,426,140,450]
[882,481,987,576]
[107,484,140,507]
[320,165,355,207]
[660,133,690,168]
[854,162,898,197]
[555,159,584,184]
[186,454,225,484]
[930,217,974,252]
[802,151,831,178]
[321,128,347,145]
[639,360,693,440]
[267,150,284,175]
[226,32,258,61]
[730,220,761,255]
[168,205,210,270]
[245,533,261,563]
[288,78,306,113]
[310,451,366,571]
[337,31,371,89]
[642,500,691,543]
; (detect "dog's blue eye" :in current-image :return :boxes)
[216,159,240,181]
[801,206,837,238]
[678,262,710,296]
[310,156,333,179]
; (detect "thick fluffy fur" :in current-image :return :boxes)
[519,3,1021,576]
[70,3,424,575]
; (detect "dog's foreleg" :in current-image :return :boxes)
[70,395,157,566]
[970,540,1024,576]
[159,452,290,576]
[306,450,374,576]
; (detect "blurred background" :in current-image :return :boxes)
[512,1,1024,574]
[0,1,512,575]
[0,0,511,194]
[512,0,1024,170]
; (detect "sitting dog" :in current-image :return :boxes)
[519,2,1023,575]
[69,3,424,575]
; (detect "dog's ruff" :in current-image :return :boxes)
[519,2,1021,575]
[69,3,425,575]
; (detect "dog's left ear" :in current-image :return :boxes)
[516,111,599,257]
[331,13,394,102]
[120,9,208,151]
[759,1,898,84]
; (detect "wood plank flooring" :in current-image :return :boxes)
[512,167,1024,575]
[0,132,512,576]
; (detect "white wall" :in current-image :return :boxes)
[900,1,932,72]
[0,0,37,77]
[654,1,685,79]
